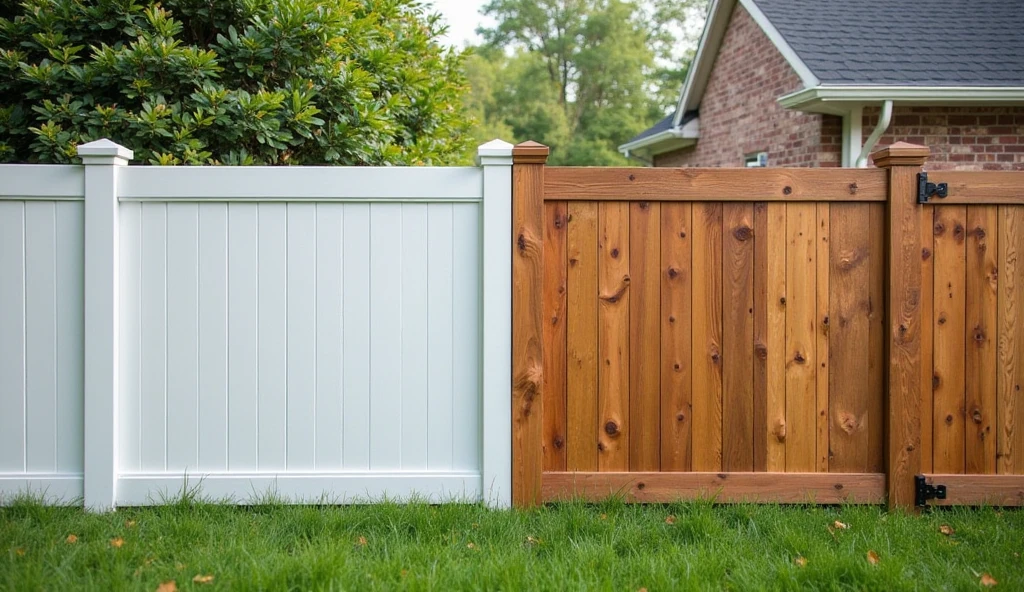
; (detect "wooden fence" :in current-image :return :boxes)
[512,141,1024,510]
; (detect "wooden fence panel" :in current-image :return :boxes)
[566,202,599,472]
[691,203,724,472]
[629,202,662,471]
[932,205,967,474]
[660,203,693,471]
[722,203,755,471]
[965,206,997,475]
[542,202,568,471]
[999,206,1024,475]
[597,202,630,471]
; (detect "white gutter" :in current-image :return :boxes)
[856,100,892,168]
[780,85,1024,109]
[618,116,701,160]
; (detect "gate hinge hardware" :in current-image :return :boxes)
[917,172,948,204]
[914,475,947,507]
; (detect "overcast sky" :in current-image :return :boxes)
[428,0,490,48]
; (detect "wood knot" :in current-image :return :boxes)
[628,174,636,181]
[933,374,940,390]
[569,257,579,267]
[673,363,681,371]
[679,231,686,238]
[973,327,986,344]
[667,267,679,279]
[676,413,685,422]
[782,186,793,196]
[837,412,861,435]
[945,414,954,425]
[597,442,605,452]
[639,201,649,210]
[604,421,619,436]
[554,215,564,229]
[553,436,565,449]
[934,222,945,236]
[717,473,728,480]
[779,297,786,306]
[848,182,858,194]
[836,247,867,272]
[922,247,932,261]
[754,342,768,360]
[834,483,844,490]
[953,224,965,243]
[732,226,753,241]
[710,348,721,364]
[668,315,676,323]
[822,315,829,326]
[972,226,986,240]
[937,315,946,326]
[610,248,620,259]
[517,233,526,252]
[793,351,806,364]
[971,409,983,424]
[774,421,786,442]
[636,482,645,490]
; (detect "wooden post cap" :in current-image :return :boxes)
[870,141,930,168]
[513,141,550,164]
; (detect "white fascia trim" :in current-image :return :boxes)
[737,0,819,88]
[618,117,700,156]
[780,85,1024,109]
[674,0,733,125]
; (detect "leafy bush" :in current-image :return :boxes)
[0,0,471,165]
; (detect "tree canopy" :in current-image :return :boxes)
[468,0,704,165]
[0,0,471,165]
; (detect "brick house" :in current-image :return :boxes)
[620,0,1024,170]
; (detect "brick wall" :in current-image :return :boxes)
[864,106,1024,171]
[653,4,824,168]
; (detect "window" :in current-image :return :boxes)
[745,152,768,167]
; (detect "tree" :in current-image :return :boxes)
[471,0,704,165]
[0,0,471,165]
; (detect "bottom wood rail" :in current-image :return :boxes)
[542,472,885,504]
[919,474,1024,507]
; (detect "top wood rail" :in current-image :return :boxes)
[925,171,1024,205]
[544,167,888,202]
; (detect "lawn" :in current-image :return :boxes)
[1,496,1021,591]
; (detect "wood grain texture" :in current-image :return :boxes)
[883,156,925,510]
[920,204,935,474]
[629,202,661,471]
[566,202,599,472]
[785,203,817,472]
[598,202,630,471]
[660,203,692,471]
[722,203,755,471]
[965,206,997,474]
[867,203,887,473]
[512,162,545,506]
[544,168,887,202]
[920,474,1024,506]
[691,203,723,471]
[542,201,568,471]
[926,172,1024,204]
[815,203,830,472]
[828,203,871,473]
[752,203,768,472]
[766,204,788,472]
[541,472,885,504]
[998,207,1024,475]
[932,205,967,474]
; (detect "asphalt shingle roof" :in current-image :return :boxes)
[624,110,697,146]
[751,0,1024,86]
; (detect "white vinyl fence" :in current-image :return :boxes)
[0,139,514,510]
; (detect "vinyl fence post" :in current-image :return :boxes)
[78,139,132,511]
[511,141,549,508]
[872,142,929,511]
[478,140,515,507]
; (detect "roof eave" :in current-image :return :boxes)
[618,119,700,159]
[780,85,1024,112]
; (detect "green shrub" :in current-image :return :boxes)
[0,0,471,165]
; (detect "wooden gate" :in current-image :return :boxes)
[512,140,1024,510]
[917,171,1024,506]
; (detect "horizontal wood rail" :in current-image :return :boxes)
[544,167,888,202]
[542,472,885,504]
[920,475,1024,507]
[926,171,1024,204]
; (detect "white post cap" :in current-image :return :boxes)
[476,139,514,166]
[77,139,133,165]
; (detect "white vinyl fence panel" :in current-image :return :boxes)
[0,139,514,510]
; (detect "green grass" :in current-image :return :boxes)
[1,496,1022,591]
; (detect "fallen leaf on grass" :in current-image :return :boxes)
[192,574,214,584]
[110,538,124,549]
[638,588,648,592]
[867,550,880,565]
[156,581,177,592]
[980,573,998,587]
[794,556,808,568]
[466,543,476,550]
[833,520,849,530]
[125,520,137,529]
[14,548,25,556]
[65,535,78,544]
[939,525,955,536]
[665,515,676,525]
[599,513,607,520]
[356,536,368,547]
[525,536,540,546]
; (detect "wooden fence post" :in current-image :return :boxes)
[78,139,133,511]
[512,141,549,507]
[872,141,930,510]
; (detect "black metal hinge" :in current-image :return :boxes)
[915,475,947,507]
[917,172,948,204]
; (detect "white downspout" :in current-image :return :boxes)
[856,100,893,167]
